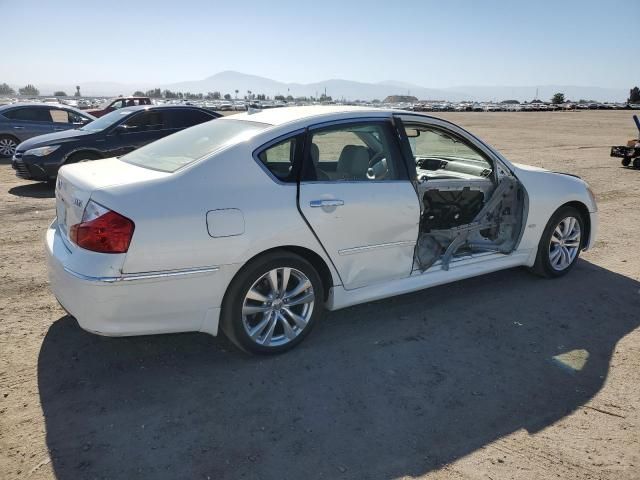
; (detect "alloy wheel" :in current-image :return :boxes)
[0,138,17,157]
[548,216,581,271]
[241,267,315,347]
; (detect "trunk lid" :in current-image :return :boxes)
[55,158,168,248]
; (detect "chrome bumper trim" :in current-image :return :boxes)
[63,266,220,283]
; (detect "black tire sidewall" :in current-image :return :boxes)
[221,252,324,355]
[535,206,584,278]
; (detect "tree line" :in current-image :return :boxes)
[2,82,640,104]
[132,87,331,103]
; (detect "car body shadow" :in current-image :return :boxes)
[38,260,640,479]
[8,182,54,198]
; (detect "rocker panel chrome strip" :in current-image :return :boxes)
[338,240,416,256]
[63,266,220,283]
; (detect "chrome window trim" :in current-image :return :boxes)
[252,128,305,185]
[307,116,391,131]
[304,117,410,183]
[338,240,416,256]
[64,266,220,283]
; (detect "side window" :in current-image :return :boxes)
[406,125,492,178]
[122,111,165,131]
[257,137,297,182]
[110,100,125,110]
[4,107,52,122]
[49,109,69,123]
[169,109,214,129]
[303,122,406,182]
[67,110,90,124]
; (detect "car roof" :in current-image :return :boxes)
[0,102,96,116]
[106,96,150,101]
[116,104,212,113]
[230,106,392,127]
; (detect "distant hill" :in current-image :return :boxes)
[10,71,630,102]
[163,71,467,101]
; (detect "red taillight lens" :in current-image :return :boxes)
[70,203,134,254]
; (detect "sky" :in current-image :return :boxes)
[3,0,638,89]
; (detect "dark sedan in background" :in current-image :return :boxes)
[12,105,221,181]
[0,103,95,158]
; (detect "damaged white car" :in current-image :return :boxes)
[46,106,598,354]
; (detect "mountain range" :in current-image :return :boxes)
[14,71,630,102]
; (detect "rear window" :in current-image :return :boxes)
[121,119,268,173]
[3,107,52,122]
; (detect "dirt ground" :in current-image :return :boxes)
[1,110,639,480]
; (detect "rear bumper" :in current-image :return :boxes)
[46,220,237,337]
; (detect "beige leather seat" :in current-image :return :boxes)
[337,145,370,180]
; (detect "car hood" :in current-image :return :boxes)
[17,128,96,151]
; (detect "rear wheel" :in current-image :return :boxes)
[621,157,631,167]
[221,251,324,355]
[0,135,19,158]
[531,206,584,278]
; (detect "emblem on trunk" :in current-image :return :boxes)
[73,198,83,208]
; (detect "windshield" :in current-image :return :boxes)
[80,109,134,132]
[121,119,268,173]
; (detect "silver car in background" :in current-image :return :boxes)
[0,103,95,157]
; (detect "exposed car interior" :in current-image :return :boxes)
[405,124,525,271]
[305,124,401,181]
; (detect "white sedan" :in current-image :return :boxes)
[46,106,598,354]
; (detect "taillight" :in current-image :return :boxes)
[70,200,134,253]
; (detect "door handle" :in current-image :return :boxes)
[13,126,24,130]
[310,199,344,208]
[54,127,65,131]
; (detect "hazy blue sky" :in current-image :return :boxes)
[3,0,638,88]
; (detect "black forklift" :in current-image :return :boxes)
[611,114,640,168]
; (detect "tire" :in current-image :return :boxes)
[220,251,324,355]
[621,157,631,167]
[531,206,585,278]
[0,135,19,158]
[633,158,640,169]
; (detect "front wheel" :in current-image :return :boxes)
[531,206,584,278]
[221,251,324,355]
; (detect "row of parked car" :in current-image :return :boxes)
[0,97,221,182]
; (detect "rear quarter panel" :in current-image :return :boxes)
[92,142,339,285]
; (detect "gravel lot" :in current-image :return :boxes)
[1,110,639,480]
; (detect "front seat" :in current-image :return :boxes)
[310,142,331,181]
[337,145,370,180]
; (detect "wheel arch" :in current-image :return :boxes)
[556,200,591,249]
[0,132,21,143]
[62,148,104,164]
[223,245,337,306]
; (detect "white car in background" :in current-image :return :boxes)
[46,106,598,354]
